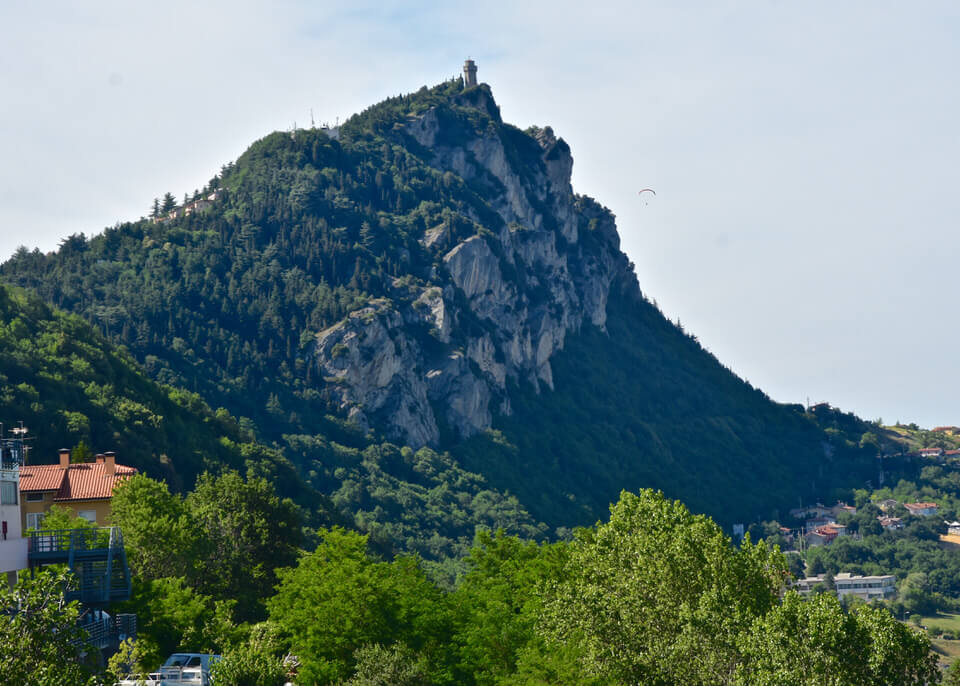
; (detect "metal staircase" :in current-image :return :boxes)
[27,527,132,605]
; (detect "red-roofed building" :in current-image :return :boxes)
[19,449,136,530]
[877,515,903,530]
[903,502,939,517]
[805,523,847,546]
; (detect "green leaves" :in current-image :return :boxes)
[537,489,785,685]
[0,569,94,685]
[268,527,449,684]
[112,473,198,580]
[187,469,302,620]
[735,593,939,686]
[114,470,301,624]
[452,530,569,685]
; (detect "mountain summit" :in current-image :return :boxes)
[313,83,635,448]
[1,75,875,533]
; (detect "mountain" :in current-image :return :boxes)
[1,76,879,535]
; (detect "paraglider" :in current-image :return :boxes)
[638,188,656,205]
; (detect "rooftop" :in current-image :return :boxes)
[20,459,136,501]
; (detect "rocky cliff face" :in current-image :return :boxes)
[312,85,638,447]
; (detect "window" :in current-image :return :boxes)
[0,481,16,505]
[26,512,44,530]
[77,510,97,523]
[26,493,43,502]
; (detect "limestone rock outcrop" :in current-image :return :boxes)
[310,86,639,447]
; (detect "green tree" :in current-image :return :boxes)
[0,569,94,685]
[735,592,939,686]
[209,625,287,686]
[945,659,960,686]
[160,192,177,213]
[38,503,97,531]
[901,572,938,616]
[267,527,448,684]
[124,576,239,670]
[105,637,151,685]
[346,643,430,686]
[452,530,568,684]
[71,439,93,463]
[537,489,786,685]
[111,474,199,580]
[186,469,302,621]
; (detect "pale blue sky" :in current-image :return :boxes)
[1,1,958,428]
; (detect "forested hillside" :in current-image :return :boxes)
[2,78,879,532]
[0,283,287,491]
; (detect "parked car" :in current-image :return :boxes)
[117,653,221,686]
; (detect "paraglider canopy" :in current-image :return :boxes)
[638,188,656,205]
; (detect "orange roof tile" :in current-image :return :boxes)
[19,464,66,492]
[19,462,137,501]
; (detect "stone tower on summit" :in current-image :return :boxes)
[463,59,477,88]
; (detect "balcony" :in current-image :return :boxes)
[27,527,131,605]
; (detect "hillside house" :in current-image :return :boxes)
[877,498,899,513]
[947,521,960,536]
[805,523,847,546]
[789,504,835,521]
[904,502,939,517]
[832,502,857,517]
[834,573,897,601]
[19,449,136,530]
[919,447,944,458]
[877,515,903,530]
[154,190,222,224]
[805,517,838,531]
[793,573,896,601]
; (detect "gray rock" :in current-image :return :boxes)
[307,89,641,448]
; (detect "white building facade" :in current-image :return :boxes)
[0,436,28,586]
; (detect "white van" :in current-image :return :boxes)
[117,653,222,686]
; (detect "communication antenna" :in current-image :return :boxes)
[0,420,31,468]
[310,109,316,128]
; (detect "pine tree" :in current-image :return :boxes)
[161,192,177,213]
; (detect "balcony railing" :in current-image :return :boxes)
[28,527,114,555]
[27,527,131,604]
